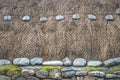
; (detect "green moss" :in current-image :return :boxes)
[105,65,120,74]
[83,66,103,72]
[42,66,62,71]
[0,64,22,75]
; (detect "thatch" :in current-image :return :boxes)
[0,0,120,61]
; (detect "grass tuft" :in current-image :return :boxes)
[42,66,62,71]
[106,65,120,74]
[83,66,103,72]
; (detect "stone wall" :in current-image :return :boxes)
[0,57,120,80]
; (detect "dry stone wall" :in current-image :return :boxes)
[0,57,120,80]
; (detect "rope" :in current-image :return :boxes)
[24,0,29,15]
[8,0,18,15]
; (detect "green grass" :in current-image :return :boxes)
[83,66,103,72]
[105,65,120,74]
[0,64,22,74]
[42,66,62,71]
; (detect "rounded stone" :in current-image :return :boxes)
[4,15,12,21]
[0,75,11,80]
[55,15,65,21]
[104,57,120,67]
[13,58,30,66]
[72,14,80,20]
[30,57,43,65]
[88,71,105,77]
[73,58,86,66]
[62,70,76,78]
[35,70,49,78]
[0,59,11,66]
[22,15,30,21]
[87,60,103,66]
[43,61,63,66]
[63,57,72,66]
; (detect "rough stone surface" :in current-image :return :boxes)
[106,74,120,79]
[22,15,30,21]
[49,69,61,79]
[88,14,96,20]
[13,58,30,65]
[40,17,48,22]
[105,15,114,21]
[72,14,80,20]
[114,71,120,75]
[87,60,103,66]
[73,58,86,66]
[75,71,87,76]
[0,75,11,80]
[25,76,40,80]
[63,57,72,66]
[4,15,12,21]
[0,59,11,65]
[104,57,120,67]
[62,70,76,78]
[43,61,63,66]
[6,71,21,79]
[61,68,73,72]
[55,15,65,21]
[35,70,49,78]
[30,57,43,65]
[115,8,120,15]
[88,71,105,77]
[22,69,35,76]
[16,76,39,80]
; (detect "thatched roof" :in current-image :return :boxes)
[0,0,120,61]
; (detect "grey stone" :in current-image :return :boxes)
[6,71,21,79]
[114,71,120,75]
[13,58,29,66]
[104,57,120,67]
[62,70,76,78]
[115,8,120,15]
[77,77,85,80]
[22,15,30,21]
[25,76,40,80]
[96,78,105,80]
[0,59,11,65]
[22,69,35,76]
[63,57,72,66]
[55,15,65,21]
[87,60,103,66]
[75,71,87,76]
[88,71,105,77]
[40,17,48,22]
[30,57,43,65]
[35,70,49,78]
[73,58,86,66]
[71,67,82,71]
[16,76,26,80]
[72,14,80,20]
[88,14,96,20]
[20,66,42,70]
[61,68,72,72]
[106,74,120,79]
[43,61,63,66]
[105,15,114,21]
[4,15,12,21]
[16,76,39,80]
[49,69,61,79]
[0,75,11,80]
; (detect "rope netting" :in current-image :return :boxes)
[0,0,120,60]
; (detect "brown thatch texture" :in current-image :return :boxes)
[0,0,120,61]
